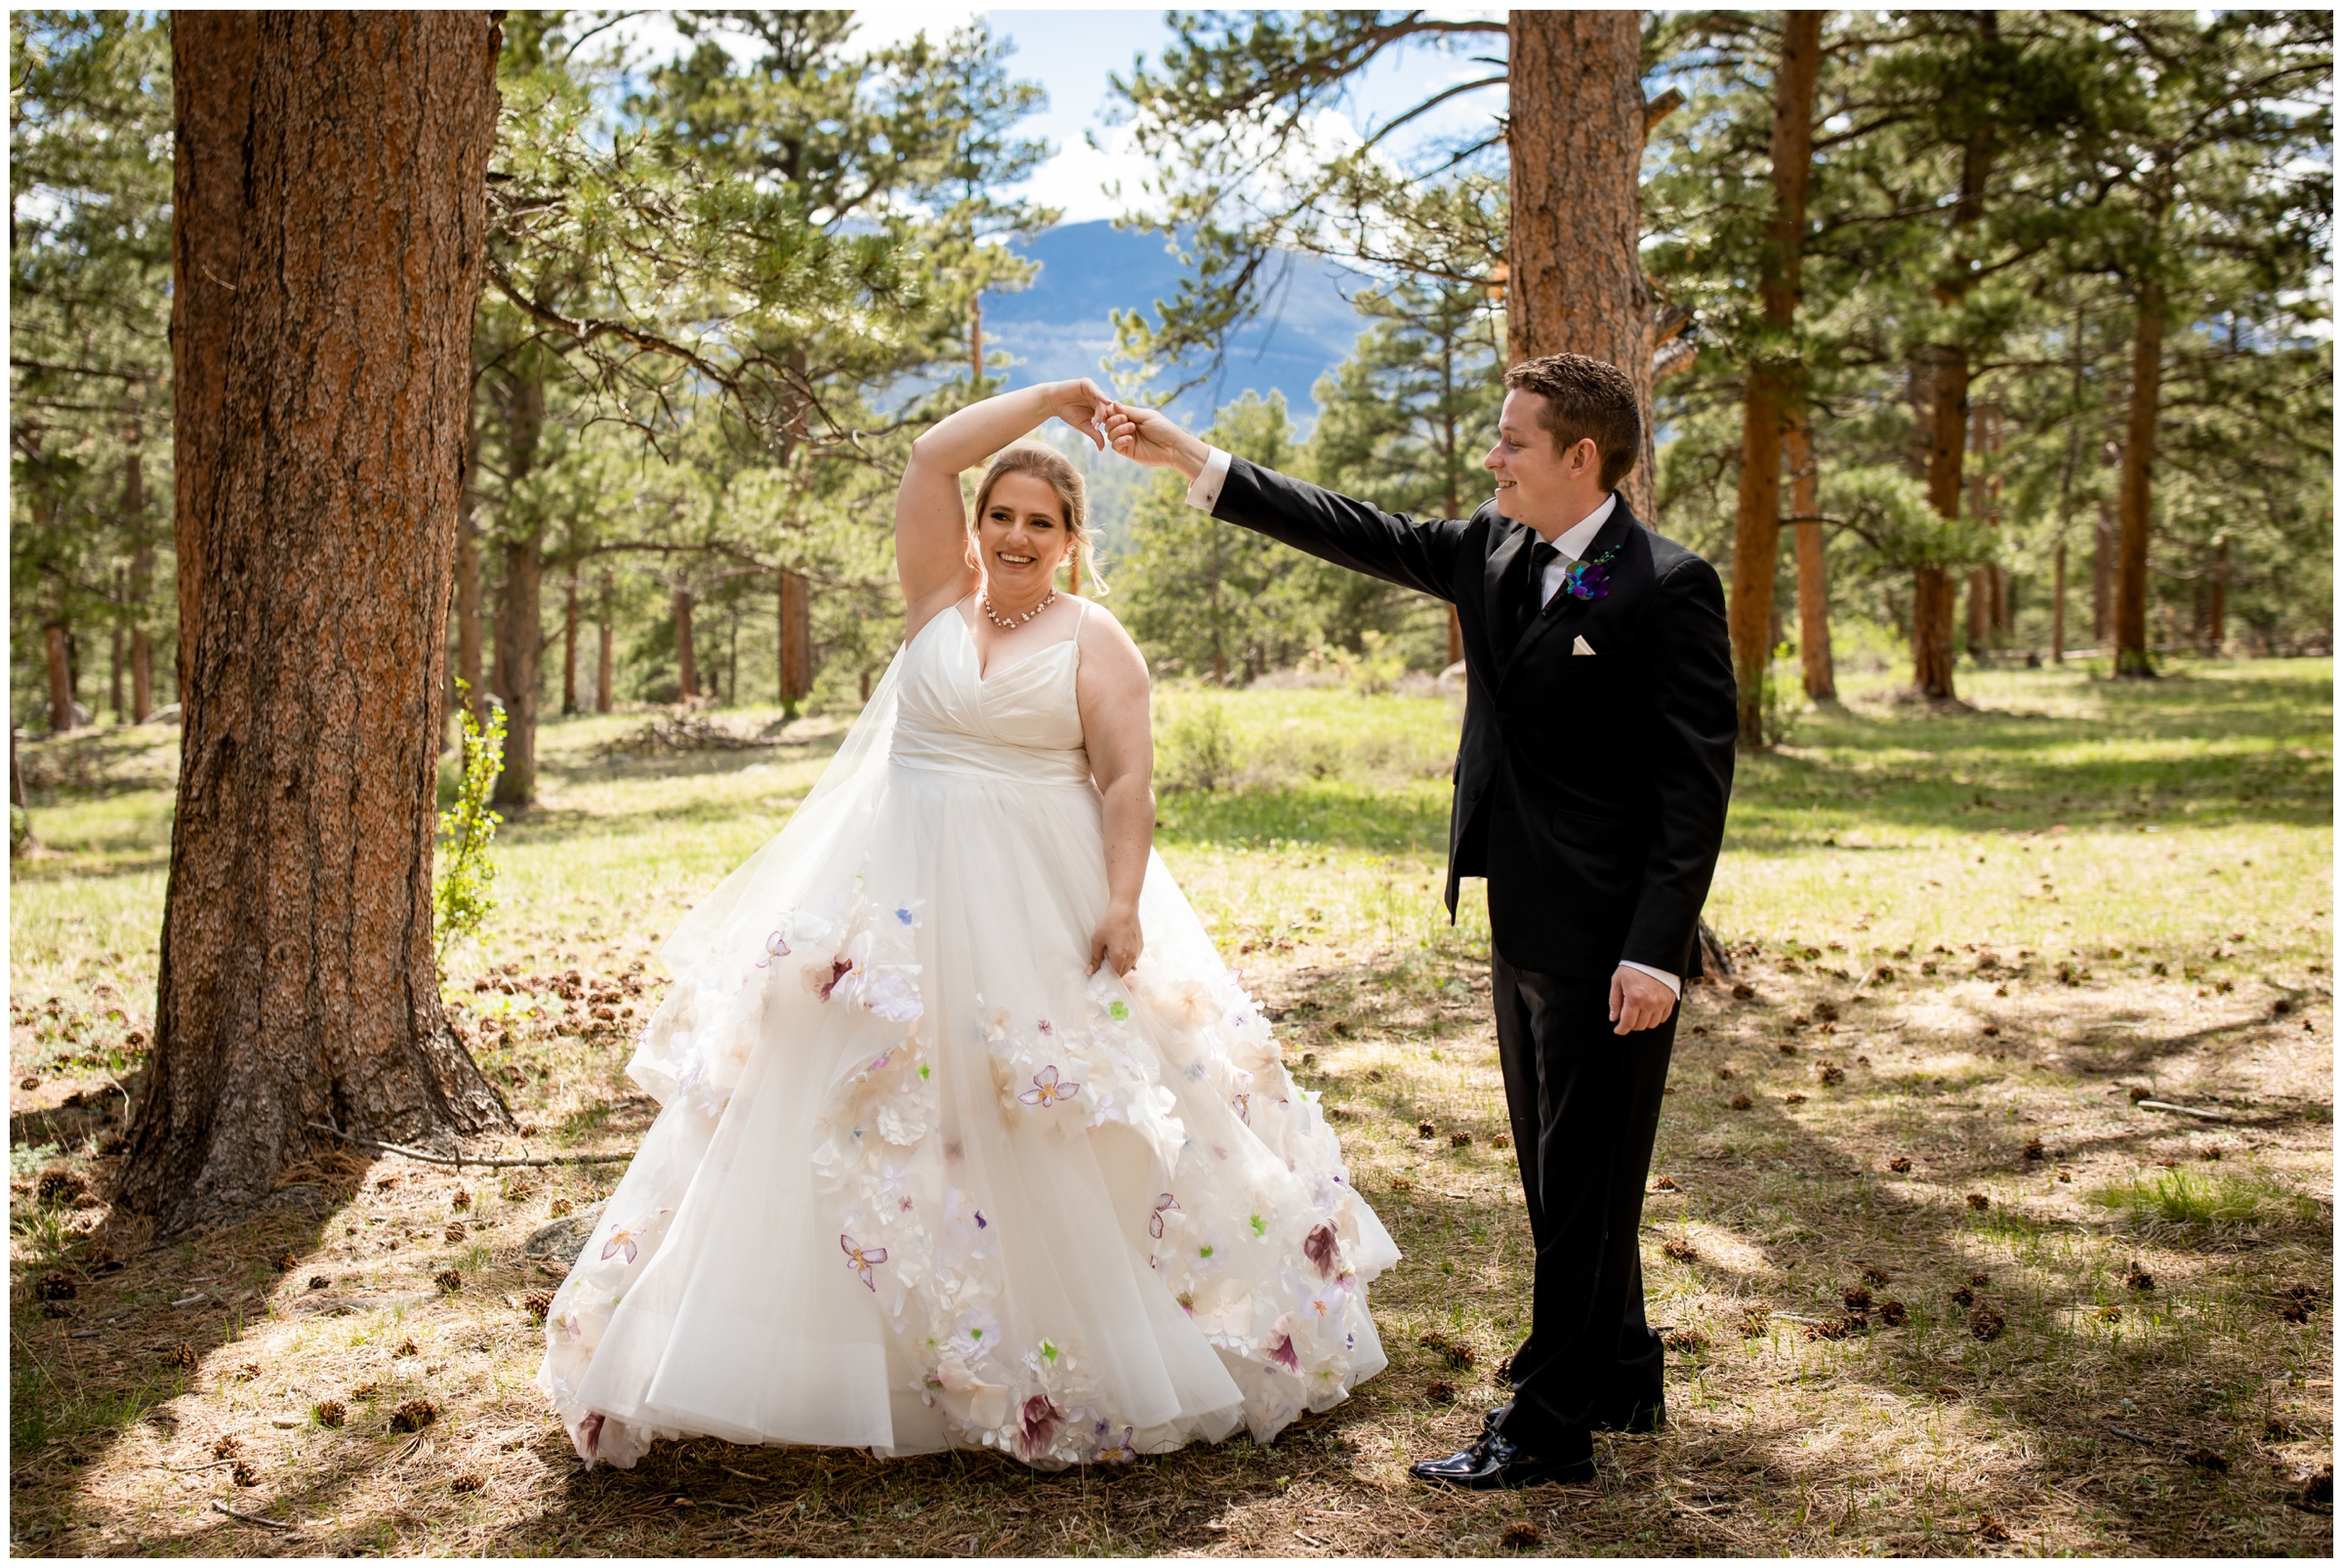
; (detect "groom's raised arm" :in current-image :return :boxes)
[1191,447,1471,603]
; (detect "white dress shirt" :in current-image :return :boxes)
[1540,493,1618,603]
[1185,448,1678,998]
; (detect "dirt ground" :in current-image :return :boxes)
[9,933,2331,1556]
[10,663,2333,1554]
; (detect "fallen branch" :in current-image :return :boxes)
[306,1122,635,1170]
[2135,1099,2237,1122]
[211,1501,296,1531]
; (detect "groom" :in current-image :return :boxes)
[1107,353,1735,1488]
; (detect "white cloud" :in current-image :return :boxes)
[1015,127,1161,227]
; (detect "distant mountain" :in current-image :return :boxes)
[982,221,1371,424]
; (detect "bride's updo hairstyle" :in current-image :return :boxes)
[968,441,1108,595]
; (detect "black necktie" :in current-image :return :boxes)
[1514,539,1560,643]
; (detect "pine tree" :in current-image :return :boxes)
[119,12,511,1235]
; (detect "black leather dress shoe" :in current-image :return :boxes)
[1410,1431,1595,1491]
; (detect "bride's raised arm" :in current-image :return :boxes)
[896,380,1115,630]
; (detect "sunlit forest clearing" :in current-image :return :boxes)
[12,657,2329,1554]
[10,5,2330,1558]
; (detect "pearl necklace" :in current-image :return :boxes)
[981,588,1057,630]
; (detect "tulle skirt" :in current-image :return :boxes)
[537,702,1398,1469]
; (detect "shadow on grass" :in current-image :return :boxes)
[14,968,2326,1554]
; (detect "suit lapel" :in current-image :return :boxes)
[1482,521,1533,666]
[1503,496,1639,676]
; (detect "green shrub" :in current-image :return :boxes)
[1156,693,1236,793]
[435,682,505,957]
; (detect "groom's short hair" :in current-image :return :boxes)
[1503,354,1641,491]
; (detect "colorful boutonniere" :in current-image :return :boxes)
[1558,539,1623,602]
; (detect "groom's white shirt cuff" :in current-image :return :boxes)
[1619,961,1682,997]
[1185,445,1235,512]
[1186,447,1676,998]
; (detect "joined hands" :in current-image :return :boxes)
[1032,381,1213,481]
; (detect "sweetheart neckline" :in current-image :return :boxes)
[944,601,1080,684]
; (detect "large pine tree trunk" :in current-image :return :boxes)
[2113,281,2164,678]
[167,14,252,701]
[1910,69,1995,702]
[119,11,512,1236]
[779,569,813,716]
[1788,412,1835,700]
[1724,11,1820,744]
[1911,567,1959,698]
[1912,345,1970,699]
[1506,11,1655,521]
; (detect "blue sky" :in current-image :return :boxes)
[603,8,1515,414]
[625,7,1511,227]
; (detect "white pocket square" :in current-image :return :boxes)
[1572,636,1597,656]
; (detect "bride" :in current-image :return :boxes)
[537,380,1398,1469]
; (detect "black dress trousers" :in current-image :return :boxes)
[1488,950,1676,1457]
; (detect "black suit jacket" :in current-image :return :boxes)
[1212,456,1737,981]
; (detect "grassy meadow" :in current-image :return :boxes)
[9,655,2333,1555]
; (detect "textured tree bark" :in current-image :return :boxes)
[1911,345,1970,699]
[120,11,513,1236]
[2113,282,2164,678]
[168,13,257,699]
[1724,10,1821,744]
[1911,567,1959,699]
[1506,10,1655,521]
[779,569,813,716]
[1788,412,1834,700]
[675,581,699,701]
[490,367,546,806]
[1909,42,1996,701]
[596,568,615,714]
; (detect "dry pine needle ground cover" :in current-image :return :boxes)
[10,657,2333,1555]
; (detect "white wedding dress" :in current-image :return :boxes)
[538,599,1398,1469]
